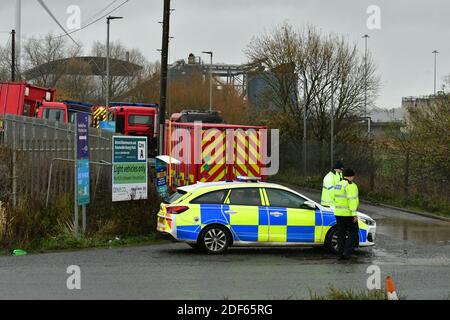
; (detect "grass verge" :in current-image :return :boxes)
[309,286,406,300]
[1,233,168,256]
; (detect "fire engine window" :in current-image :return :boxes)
[44,109,63,122]
[190,189,229,204]
[23,103,31,116]
[129,115,152,125]
[68,111,76,123]
[265,188,307,209]
[228,188,262,206]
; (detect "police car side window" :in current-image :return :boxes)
[228,188,262,206]
[190,189,229,204]
[265,189,306,209]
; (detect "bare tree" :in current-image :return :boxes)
[0,44,12,81]
[22,34,82,87]
[90,40,148,103]
[245,23,380,143]
[55,59,97,101]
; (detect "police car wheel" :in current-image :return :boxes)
[199,225,230,254]
[325,227,339,254]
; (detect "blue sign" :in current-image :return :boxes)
[77,159,90,205]
[77,113,89,159]
[100,121,116,133]
[155,158,168,198]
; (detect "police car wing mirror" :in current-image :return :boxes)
[303,200,316,210]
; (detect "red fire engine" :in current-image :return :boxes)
[0,81,55,117]
[164,119,267,187]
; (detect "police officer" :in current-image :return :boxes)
[334,168,359,260]
[321,161,344,207]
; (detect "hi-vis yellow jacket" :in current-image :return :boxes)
[320,170,343,206]
[334,179,359,217]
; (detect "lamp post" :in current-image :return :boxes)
[202,51,213,111]
[432,50,438,95]
[330,80,335,168]
[106,15,123,107]
[363,34,370,117]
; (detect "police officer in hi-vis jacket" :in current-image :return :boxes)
[321,161,344,207]
[334,168,360,260]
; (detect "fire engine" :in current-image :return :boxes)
[1,81,268,186]
[164,114,267,187]
[0,81,92,125]
[0,81,55,117]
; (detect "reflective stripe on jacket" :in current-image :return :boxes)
[334,179,359,217]
[320,170,343,206]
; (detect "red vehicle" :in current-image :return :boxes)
[170,110,224,123]
[37,100,93,125]
[164,120,267,187]
[107,102,159,155]
[0,81,55,117]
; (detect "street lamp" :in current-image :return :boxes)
[432,50,438,95]
[330,80,335,168]
[362,34,370,118]
[202,51,213,111]
[106,15,123,107]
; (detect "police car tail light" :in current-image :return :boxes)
[166,205,189,214]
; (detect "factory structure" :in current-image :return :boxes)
[168,53,270,107]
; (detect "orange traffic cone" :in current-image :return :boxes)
[386,276,399,300]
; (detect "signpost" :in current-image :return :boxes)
[99,120,116,132]
[77,159,90,205]
[112,136,148,202]
[155,158,168,198]
[74,113,90,236]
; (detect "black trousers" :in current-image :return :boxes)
[335,216,359,257]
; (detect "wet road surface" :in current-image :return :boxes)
[0,188,449,300]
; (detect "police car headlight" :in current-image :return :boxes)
[359,217,375,226]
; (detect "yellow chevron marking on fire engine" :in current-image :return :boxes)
[248,134,260,165]
[207,163,224,178]
[203,130,219,144]
[235,135,247,165]
[202,134,225,158]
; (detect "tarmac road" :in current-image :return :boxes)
[0,188,449,300]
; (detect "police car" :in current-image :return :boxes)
[156,178,376,254]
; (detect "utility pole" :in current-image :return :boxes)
[11,30,16,82]
[106,16,123,107]
[202,51,213,111]
[106,18,110,107]
[158,0,171,155]
[433,50,438,95]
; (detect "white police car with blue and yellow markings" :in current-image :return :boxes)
[156,180,376,254]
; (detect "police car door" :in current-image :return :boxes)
[225,187,268,242]
[263,188,317,243]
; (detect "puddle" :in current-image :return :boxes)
[377,218,450,245]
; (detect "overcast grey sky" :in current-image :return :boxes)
[1,0,449,109]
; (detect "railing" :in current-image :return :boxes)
[0,114,115,205]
